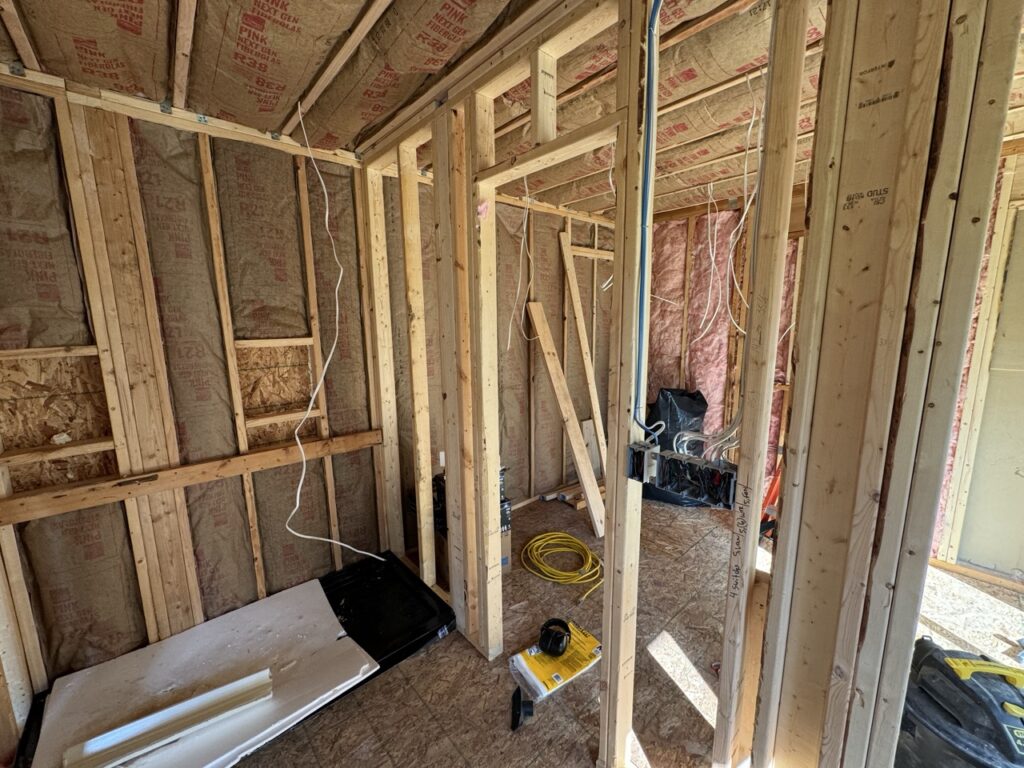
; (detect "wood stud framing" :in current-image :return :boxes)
[397,143,438,587]
[199,135,269,599]
[66,104,203,640]
[296,158,345,571]
[598,0,651,762]
[712,2,809,764]
[357,168,406,556]
[526,303,606,534]
[466,91,504,660]
[862,4,1023,764]
[559,232,608,474]
[530,47,558,144]
[937,155,1018,562]
[432,106,474,635]
[0,0,1019,764]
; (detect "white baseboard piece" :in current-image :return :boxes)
[34,580,378,768]
[63,669,273,768]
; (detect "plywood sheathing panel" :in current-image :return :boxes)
[0,357,115,492]
[251,461,332,594]
[187,0,364,132]
[530,212,565,493]
[18,0,171,101]
[211,139,310,339]
[295,0,514,149]
[131,120,258,619]
[0,87,90,350]
[237,346,314,417]
[18,505,145,680]
[647,219,687,402]
[495,203,530,502]
[246,418,317,449]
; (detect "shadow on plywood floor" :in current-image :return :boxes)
[238,499,733,768]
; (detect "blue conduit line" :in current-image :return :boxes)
[631,0,664,437]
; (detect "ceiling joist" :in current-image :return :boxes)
[493,0,760,141]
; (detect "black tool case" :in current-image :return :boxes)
[896,637,1024,768]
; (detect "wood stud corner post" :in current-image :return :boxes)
[432,107,473,636]
[467,92,503,660]
[598,0,652,762]
[59,102,203,641]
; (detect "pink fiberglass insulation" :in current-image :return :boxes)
[647,218,688,403]
[682,210,741,435]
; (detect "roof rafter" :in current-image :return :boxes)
[171,0,197,108]
[280,0,394,136]
[0,0,39,70]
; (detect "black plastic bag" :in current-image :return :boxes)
[646,388,707,452]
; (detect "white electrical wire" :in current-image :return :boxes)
[288,100,384,562]
[673,77,766,458]
[506,176,538,350]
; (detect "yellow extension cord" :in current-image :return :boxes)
[521,532,604,601]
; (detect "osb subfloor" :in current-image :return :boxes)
[237,499,1024,768]
[239,498,732,768]
[917,565,1024,667]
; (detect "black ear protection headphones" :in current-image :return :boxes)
[538,618,572,657]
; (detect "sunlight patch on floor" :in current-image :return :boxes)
[917,566,1024,665]
[646,630,718,727]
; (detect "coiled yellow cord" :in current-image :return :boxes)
[521,532,604,601]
